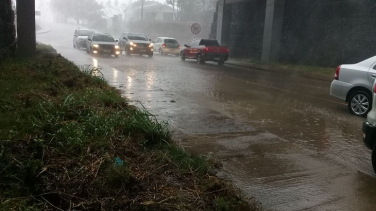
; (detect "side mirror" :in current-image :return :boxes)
[149,39,151,41]
[115,39,119,42]
[123,37,127,40]
[88,39,92,41]
[184,44,189,48]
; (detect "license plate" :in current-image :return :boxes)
[104,50,111,53]
[214,57,220,61]
[140,49,146,53]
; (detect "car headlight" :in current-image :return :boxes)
[130,42,136,47]
[93,44,99,48]
[114,45,120,49]
[149,43,153,48]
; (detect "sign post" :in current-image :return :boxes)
[191,23,201,39]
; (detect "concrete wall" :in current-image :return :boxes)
[0,0,16,62]
[214,0,266,59]
[212,0,376,67]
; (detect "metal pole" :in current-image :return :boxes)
[141,0,144,20]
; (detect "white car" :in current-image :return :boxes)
[330,56,376,116]
[73,29,94,49]
[153,37,180,56]
[362,79,376,173]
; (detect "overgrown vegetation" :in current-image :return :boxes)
[0,44,259,210]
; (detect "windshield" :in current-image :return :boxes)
[128,34,148,41]
[165,39,178,44]
[199,40,220,47]
[78,30,93,36]
[93,35,115,42]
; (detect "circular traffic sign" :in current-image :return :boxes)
[191,23,201,35]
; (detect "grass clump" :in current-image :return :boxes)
[0,47,258,210]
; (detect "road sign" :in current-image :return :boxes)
[191,23,201,35]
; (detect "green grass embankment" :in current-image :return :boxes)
[0,45,260,210]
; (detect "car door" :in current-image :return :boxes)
[189,40,200,58]
[73,30,77,43]
[153,38,160,51]
[184,41,194,58]
[368,62,376,88]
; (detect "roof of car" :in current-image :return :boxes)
[93,33,112,36]
[157,37,177,39]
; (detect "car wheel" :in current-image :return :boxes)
[197,54,205,64]
[218,60,224,66]
[180,52,185,61]
[372,144,376,174]
[348,91,371,116]
[148,54,153,58]
[73,42,76,48]
[76,42,80,50]
[159,48,163,55]
[115,55,119,58]
[126,49,131,56]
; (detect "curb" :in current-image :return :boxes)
[36,28,51,34]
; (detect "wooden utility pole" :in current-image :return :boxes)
[16,0,36,57]
[141,0,144,20]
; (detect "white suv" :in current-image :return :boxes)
[330,56,376,116]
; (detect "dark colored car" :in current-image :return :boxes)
[73,29,94,49]
[118,32,153,57]
[86,33,121,57]
[180,39,229,65]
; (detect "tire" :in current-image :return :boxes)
[197,54,205,64]
[76,42,80,50]
[218,60,224,66]
[159,48,163,55]
[180,52,185,61]
[148,54,153,58]
[73,42,76,48]
[348,91,371,116]
[372,144,376,174]
[126,49,131,56]
[115,55,119,58]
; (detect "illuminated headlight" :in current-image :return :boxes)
[130,47,133,50]
[93,50,98,54]
[149,43,153,48]
[114,45,120,49]
[93,44,99,48]
[116,51,120,55]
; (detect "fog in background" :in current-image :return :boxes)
[34,0,217,45]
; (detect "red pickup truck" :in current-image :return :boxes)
[180,39,229,66]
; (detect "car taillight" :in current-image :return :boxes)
[178,45,180,49]
[374,84,376,93]
[227,49,229,53]
[204,47,208,52]
[334,65,341,80]
[162,44,166,48]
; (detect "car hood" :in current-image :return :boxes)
[129,40,150,44]
[92,41,117,45]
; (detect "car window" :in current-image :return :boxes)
[191,40,199,47]
[93,34,115,42]
[78,30,93,36]
[199,39,220,46]
[165,39,178,44]
[373,65,376,70]
[187,41,193,46]
[128,33,148,41]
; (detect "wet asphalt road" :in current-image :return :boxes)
[37,23,376,211]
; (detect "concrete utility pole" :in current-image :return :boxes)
[141,0,144,20]
[16,0,36,57]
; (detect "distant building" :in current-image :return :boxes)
[124,1,174,21]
